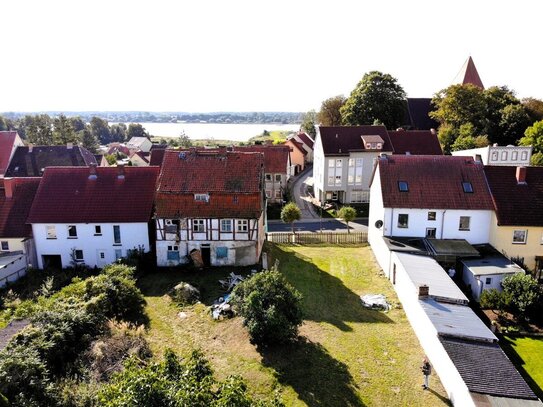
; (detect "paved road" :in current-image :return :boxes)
[291,167,319,219]
[268,218,368,233]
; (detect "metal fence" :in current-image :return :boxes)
[266,231,367,245]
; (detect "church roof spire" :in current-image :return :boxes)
[452,56,484,89]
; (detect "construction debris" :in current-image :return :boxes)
[360,294,391,311]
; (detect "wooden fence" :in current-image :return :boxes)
[266,231,367,245]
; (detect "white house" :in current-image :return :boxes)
[452,144,532,166]
[155,149,266,267]
[368,155,495,250]
[126,136,153,153]
[27,165,159,269]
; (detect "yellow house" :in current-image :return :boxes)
[485,166,543,274]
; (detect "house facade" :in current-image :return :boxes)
[126,136,153,153]
[485,165,543,271]
[452,145,532,166]
[155,149,265,267]
[27,165,159,269]
[369,156,495,247]
[290,132,314,162]
[284,138,306,174]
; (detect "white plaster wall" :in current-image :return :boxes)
[462,268,518,301]
[0,238,25,253]
[32,222,150,269]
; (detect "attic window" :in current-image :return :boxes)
[462,182,473,193]
[194,193,209,202]
[398,181,409,192]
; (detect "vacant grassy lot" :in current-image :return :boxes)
[139,245,449,406]
[502,335,543,399]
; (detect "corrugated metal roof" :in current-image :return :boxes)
[0,253,24,268]
[474,394,543,407]
[462,256,524,277]
[421,299,496,342]
[394,252,468,303]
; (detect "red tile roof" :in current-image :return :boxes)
[484,166,543,226]
[233,145,290,174]
[149,148,166,166]
[156,150,264,218]
[296,132,314,149]
[318,126,394,155]
[0,178,41,237]
[377,155,494,210]
[388,130,443,155]
[27,166,159,223]
[0,131,18,176]
[285,139,307,155]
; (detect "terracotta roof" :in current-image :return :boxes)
[5,146,97,177]
[453,56,484,89]
[296,132,314,149]
[484,166,543,226]
[0,178,41,237]
[234,145,290,174]
[27,166,159,224]
[388,130,443,155]
[318,126,394,156]
[107,144,130,156]
[440,337,537,400]
[155,150,264,218]
[285,139,307,155]
[0,131,18,176]
[377,155,494,210]
[405,98,440,130]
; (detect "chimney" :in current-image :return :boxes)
[117,163,125,179]
[418,285,429,299]
[3,178,14,199]
[516,166,527,184]
[67,142,73,149]
[28,143,33,153]
[88,163,97,180]
[430,128,436,135]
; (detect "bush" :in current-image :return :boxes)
[502,272,542,316]
[169,282,200,305]
[232,270,303,346]
[480,289,509,311]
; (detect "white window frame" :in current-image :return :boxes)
[0,241,8,251]
[459,216,471,231]
[275,174,282,182]
[193,219,205,232]
[194,193,209,202]
[237,219,249,232]
[398,214,409,228]
[521,151,528,161]
[220,219,232,233]
[501,151,508,161]
[428,211,436,221]
[274,189,282,199]
[74,249,84,262]
[265,173,272,181]
[113,225,121,244]
[512,230,527,244]
[46,225,57,239]
[512,151,518,160]
[426,228,437,238]
[485,277,492,285]
[94,225,102,235]
[167,245,179,251]
[67,225,77,238]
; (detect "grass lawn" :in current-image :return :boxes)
[139,245,449,406]
[502,335,543,399]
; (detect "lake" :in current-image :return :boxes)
[113,122,301,142]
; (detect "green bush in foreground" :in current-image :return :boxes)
[232,270,303,346]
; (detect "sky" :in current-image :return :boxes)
[2,0,542,113]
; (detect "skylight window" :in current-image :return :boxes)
[398,181,409,192]
[462,182,473,193]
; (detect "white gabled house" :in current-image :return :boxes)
[27,165,159,269]
[155,149,266,267]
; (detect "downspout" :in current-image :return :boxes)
[390,208,394,237]
[440,210,447,239]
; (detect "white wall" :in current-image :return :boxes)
[462,269,518,301]
[32,222,150,269]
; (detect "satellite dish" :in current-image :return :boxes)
[375,220,383,229]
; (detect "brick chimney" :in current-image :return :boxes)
[516,166,527,185]
[88,163,97,180]
[4,178,14,199]
[418,285,429,299]
[117,163,125,179]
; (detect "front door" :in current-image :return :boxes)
[97,250,107,268]
[201,245,211,266]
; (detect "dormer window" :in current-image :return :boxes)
[361,135,384,150]
[398,181,409,192]
[462,182,473,193]
[194,193,209,202]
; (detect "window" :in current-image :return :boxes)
[348,158,363,185]
[167,245,180,261]
[351,190,364,203]
[428,211,436,221]
[335,175,342,185]
[74,249,84,262]
[46,225,57,239]
[328,159,343,186]
[113,225,121,244]
[331,192,338,201]
[67,225,77,238]
[459,216,470,231]
[501,151,508,160]
[398,214,409,228]
[426,228,436,238]
[328,159,335,168]
[265,190,272,198]
[194,193,209,202]
[485,277,492,285]
[512,151,518,160]
[462,182,473,193]
[491,151,498,161]
[398,181,409,192]
[521,151,528,161]
[237,219,248,232]
[115,249,122,260]
[336,159,342,168]
[216,247,228,259]
[274,189,282,199]
[1,241,8,251]
[95,225,102,235]
[328,175,335,186]
[265,173,272,181]
[193,219,205,232]
[220,219,232,232]
[275,174,282,182]
[513,230,527,244]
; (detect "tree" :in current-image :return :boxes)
[232,270,303,345]
[337,206,356,233]
[90,117,112,145]
[340,71,406,129]
[127,123,150,139]
[0,115,14,131]
[110,123,127,143]
[520,120,543,154]
[522,97,543,123]
[450,123,489,152]
[531,152,543,166]
[280,202,301,233]
[317,95,346,126]
[498,103,531,146]
[501,272,542,316]
[300,110,317,138]
[69,116,86,132]
[179,132,193,147]
[53,114,78,145]
[25,114,53,145]
[80,128,99,153]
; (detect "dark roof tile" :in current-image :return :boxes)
[318,126,394,155]
[388,130,443,155]
[0,131,18,175]
[0,178,41,237]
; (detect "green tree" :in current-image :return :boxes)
[69,116,86,132]
[232,270,303,345]
[450,123,489,152]
[520,120,543,154]
[501,272,542,316]
[300,110,317,138]
[337,206,357,233]
[80,128,99,153]
[498,103,531,146]
[110,123,127,143]
[127,123,150,139]
[341,71,406,129]
[53,114,78,145]
[90,117,112,144]
[317,95,346,126]
[479,289,509,313]
[280,202,301,233]
[25,114,53,145]
[179,132,193,147]
[522,97,543,123]
[0,115,14,131]
[531,152,543,166]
